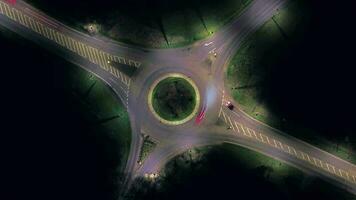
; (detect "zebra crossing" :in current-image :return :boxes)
[0,0,141,87]
[218,107,356,186]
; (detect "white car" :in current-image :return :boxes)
[204,41,213,46]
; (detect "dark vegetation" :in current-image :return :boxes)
[228,0,356,160]
[26,0,251,47]
[264,0,356,149]
[127,144,356,200]
[0,28,130,200]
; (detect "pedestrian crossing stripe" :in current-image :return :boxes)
[9,7,18,21]
[49,29,56,41]
[2,3,11,19]
[50,29,59,44]
[78,42,86,56]
[227,116,235,131]
[0,3,4,14]
[29,18,37,31]
[68,38,77,52]
[9,7,16,20]
[326,163,337,174]
[0,1,141,87]
[285,144,298,156]
[113,56,126,65]
[85,45,94,61]
[15,9,25,25]
[352,174,356,183]
[57,32,65,47]
[33,20,42,35]
[61,34,69,48]
[95,49,106,67]
[71,40,80,54]
[99,51,109,70]
[218,108,356,185]
[338,169,350,180]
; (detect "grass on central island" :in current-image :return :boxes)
[152,77,196,122]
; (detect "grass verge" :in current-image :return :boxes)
[128,143,356,200]
[138,136,157,165]
[226,0,355,164]
[26,0,252,48]
[56,63,132,172]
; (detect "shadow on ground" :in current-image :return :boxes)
[26,0,250,47]
[0,30,128,200]
[127,144,355,200]
[231,0,356,145]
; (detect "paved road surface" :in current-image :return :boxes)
[0,0,355,196]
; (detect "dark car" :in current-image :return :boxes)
[226,101,234,110]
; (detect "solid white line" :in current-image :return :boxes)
[218,107,223,118]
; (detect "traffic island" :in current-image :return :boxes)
[138,135,157,165]
[148,73,200,126]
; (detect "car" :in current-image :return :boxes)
[204,41,213,46]
[226,101,234,110]
[195,105,207,125]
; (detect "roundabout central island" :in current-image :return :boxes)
[148,73,200,126]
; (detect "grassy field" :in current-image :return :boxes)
[54,62,132,172]
[217,144,356,200]
[52,55,133,199]
[152,77,196,121]
[0,28,132,199]
[26,0,252,48]
[226,1,306,127]
[226,0,356,164]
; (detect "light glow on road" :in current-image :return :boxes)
[195,105,206,125]
[206,81,218,108]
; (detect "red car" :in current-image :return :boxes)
[6,0,16,5]
[195,105,207,125]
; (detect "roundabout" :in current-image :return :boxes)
[147,73,200,126]
[4,1,356,197]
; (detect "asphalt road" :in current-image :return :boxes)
[1,0,355,196]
